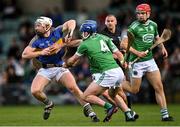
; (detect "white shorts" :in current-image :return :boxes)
[131,58,159,78]
[92,67,125,88]
[37,67,69,82]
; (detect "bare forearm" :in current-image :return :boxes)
[114,50,124,63]
[22,51,41,59]
[66,54,80,67]
[66,39,82,47]
[66,57,75,67]
[129,47,139,56]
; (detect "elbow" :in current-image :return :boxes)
[69,19,76,24]
[22,52,30,59]
[120,43,127,50]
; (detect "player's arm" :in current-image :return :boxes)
[120,29,128,50]
[56,20,76,42]
[65,39,82,47]
[65,54,81,67]
[106,38,124,63]
[22,46,51,59]
[155,32,168,58]
[125,30,147,58]
[129,44,147,58]
[65,42,86,67]
[113,50,124,64]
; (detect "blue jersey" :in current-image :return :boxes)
[29,27,65,65]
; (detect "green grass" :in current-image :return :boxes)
[0,104,179,126]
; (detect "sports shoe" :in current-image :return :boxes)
[103,106,117,122]
[162,116,174,121]
[132,111,139,120]
[125,111,139,122]
[43,101,54,120]
[91,115,100,122]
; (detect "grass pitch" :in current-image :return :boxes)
[0,104,179,126]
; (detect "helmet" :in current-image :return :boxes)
[80,20,97,33]
[35,16,53,30]
[136,3,151,13]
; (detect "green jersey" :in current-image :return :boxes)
[76,33,119,73]
[128,19,159,62]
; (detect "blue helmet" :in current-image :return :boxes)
[80,20,97,33]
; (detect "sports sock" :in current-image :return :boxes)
[160,108,169,118]
[126,93,131,108]
[83,103,96,117]
[104,102,112,110]
[43,98,51,105]
[125,109,133,118]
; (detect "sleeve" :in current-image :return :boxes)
[128,27,135,36]
[29,36,38,48]
[75,43,87,56]
[106,38,118,52]
[154,23,159,37]
[121,29,128,39]
[55,26,63,37]
[128,23,136,37]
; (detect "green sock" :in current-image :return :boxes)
[104,102,112,110]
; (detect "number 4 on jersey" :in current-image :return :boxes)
[100,40,110,52]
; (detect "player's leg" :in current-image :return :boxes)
[124,68,132,108]
[83,81,117,122]
[108,87,139,122]
[146,70,174,121]
[83,81,108,106]
[102,87,127,106]
[102,90,117,106]
[117,86,127,103]
[31,74,53,120]
[122,63,144,94]
[58,71,99,122]
[122,78,142,94]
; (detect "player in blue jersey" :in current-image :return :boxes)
[22,16,99,122]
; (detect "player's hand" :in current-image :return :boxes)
[40,47,51,55]
[49,43,63,54]
[161,47,168,58]
[64,30,73,43]
[136,51,148,58]
[122,62,128,69]
[113,54,118,59]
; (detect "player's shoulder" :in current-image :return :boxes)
[148,19,158,27]
[52,27,63,36]
[129,20,140,29]
[29,35,39,46]
[96,33,111,41]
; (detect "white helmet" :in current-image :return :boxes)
[35,16,53,31]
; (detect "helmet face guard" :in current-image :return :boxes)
[80,20,97,39]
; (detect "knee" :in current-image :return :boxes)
[82,94,90,102]
[108,93,115,99]
[131,88,140,94]
[68,86,76,94]
[102,91,109,98]
[31,88,41,97]
[154,83,164,93]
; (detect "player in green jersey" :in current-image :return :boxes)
[65,20,139,122]
[121,3,173,121]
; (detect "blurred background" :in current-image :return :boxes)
[0,0,179,105]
